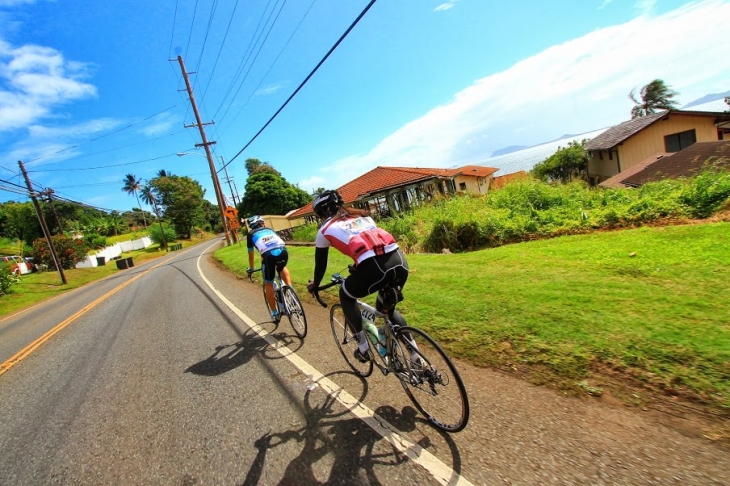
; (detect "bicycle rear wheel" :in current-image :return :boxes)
[330,304,373,377]
[282,286,307,338]
[392,326,469,432]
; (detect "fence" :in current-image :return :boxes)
[75,236,153,268]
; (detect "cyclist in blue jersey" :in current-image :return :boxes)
[246,215,292,319]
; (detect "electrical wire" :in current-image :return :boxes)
[221,0,378,172]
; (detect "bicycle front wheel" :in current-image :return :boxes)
[393,326,469,432]
[282,286,307,338]
[330,304,373,377]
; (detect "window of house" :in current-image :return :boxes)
[664,129,696,152]
[598,151,603,160]
[608,151,613,160]
[459,182,467,190]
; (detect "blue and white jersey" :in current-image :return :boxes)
[247,226,285,254]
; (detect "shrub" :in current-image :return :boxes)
[291,222,319,242]
[30,235,87,270]
[0,263,21,296]
[147,223,176,249]
[83,233,108,250]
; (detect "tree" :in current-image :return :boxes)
[311,187,326,197]
[149,175,206,239]
[140,184,167,249]
[531,140,590,183]
[121,174,148,228]
[629,79,679,119]
[724,96,729,113]
[245,158,280,176]
[238,170,312,217]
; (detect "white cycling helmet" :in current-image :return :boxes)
[247,215,265,229]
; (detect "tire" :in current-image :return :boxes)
[329,304,373,377]
[392,326,469,432]
[282,286,307,338]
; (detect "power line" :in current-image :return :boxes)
[27,153,180,173]
[221,0,378,172]
[216,0,317,140]
[25,105,179,164]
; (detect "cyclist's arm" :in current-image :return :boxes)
[248,248,256,270]
[312,246,329,287]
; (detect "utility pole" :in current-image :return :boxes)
[220,156,238,206]
[177,55,233,245]
[40,188,63,234]
[18,161,67,284]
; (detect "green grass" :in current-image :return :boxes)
[214,222,730,411]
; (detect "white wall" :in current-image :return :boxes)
[75,236,152,268]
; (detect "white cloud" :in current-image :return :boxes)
[633,0,657,15]
[434,1,458,12]
[0,39,97,132]
[300,0,730,191]
[598,0,613,10]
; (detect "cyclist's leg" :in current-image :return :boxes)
[261,253,277,313]
[275,248,292,286]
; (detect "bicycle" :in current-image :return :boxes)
[248,267,308,338]
[312,271,469,433]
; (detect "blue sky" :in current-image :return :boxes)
[1,0,728,213]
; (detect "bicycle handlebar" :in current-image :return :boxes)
[247,267,261,282]
[311,273,345,308]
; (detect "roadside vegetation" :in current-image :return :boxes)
[218,167,730,423]
[216,222,730,419]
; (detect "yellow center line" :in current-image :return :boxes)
[0,257,171,377]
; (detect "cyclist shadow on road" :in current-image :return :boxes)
[185,331,270,377]
[241,386,463,485]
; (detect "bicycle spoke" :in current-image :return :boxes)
[330,304,373,377]
[283,287,307,338]
[394,327,469,432]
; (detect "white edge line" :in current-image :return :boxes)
[196,242,474,486]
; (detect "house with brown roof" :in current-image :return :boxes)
[288,165,498,220]
[598,141,730,188]
[585,110,730,185]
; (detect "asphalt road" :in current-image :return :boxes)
[0,239,728,485]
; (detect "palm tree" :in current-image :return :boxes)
[629,79,680,119]
[140,183,167,251]
[121,174,147,229]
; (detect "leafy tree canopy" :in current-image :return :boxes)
[149,175,206,239]
[238,170,312,217]
[245,158,280,176]
[531,140,590,183]
[629,79,679,119]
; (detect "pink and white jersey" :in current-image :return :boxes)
[316,216,399,265]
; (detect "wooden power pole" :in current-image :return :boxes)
[177,55,233,245]
[18,160,67,284]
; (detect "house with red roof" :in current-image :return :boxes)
[288,165,498,220]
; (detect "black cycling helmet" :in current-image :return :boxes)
[247,215,265,229]
[312,190,344,219]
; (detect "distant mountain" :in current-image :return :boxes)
[490,133,587,158]
[682,91,730,109]
[490,145,528,157]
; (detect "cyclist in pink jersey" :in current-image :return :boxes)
[307,190,409,363]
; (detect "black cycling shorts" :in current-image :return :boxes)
[262,247,288,282]
[341,249,409,300]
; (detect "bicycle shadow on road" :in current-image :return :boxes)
[241,384,466,485]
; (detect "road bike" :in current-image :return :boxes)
[248,268,307,338]
[313,271,469,432]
